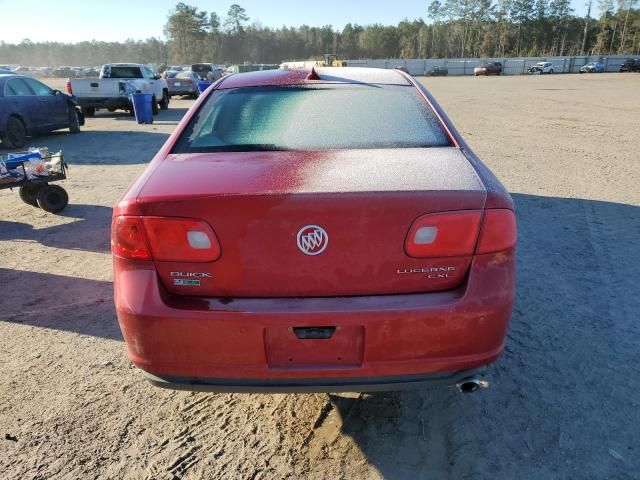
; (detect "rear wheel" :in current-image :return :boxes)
[19,183,42,207]
[36,185,69,213]
[152,96,159,115]
[82,106,95,117]
[68,108,81,133]
[159,90,170,110]
[1,116,27,149]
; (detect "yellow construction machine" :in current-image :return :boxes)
[323,54,347,67]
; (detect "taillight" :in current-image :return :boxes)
[111,216,221,262]
[142,217,220,262]
[66,80,72,95]
[111,216,151,260]
[405,210,482,258]
[476,209,517,254]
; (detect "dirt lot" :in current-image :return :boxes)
[1,73,639,479]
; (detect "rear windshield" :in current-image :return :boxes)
[192,64,213,73]
[106,66,143,78]
[172,84,451,153]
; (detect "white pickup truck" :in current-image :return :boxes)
[66,63,170,117]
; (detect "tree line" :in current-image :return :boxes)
[1,1,638,67]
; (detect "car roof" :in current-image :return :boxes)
[218,67,412,89]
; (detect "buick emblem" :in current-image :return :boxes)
[297,225,329,256]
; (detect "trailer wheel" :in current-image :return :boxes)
[82,107,95,117]
[37,185,69,213]
[19,184,42,207]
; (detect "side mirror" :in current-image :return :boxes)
[52,89,61,95]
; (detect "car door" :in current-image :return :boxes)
[23,77,68,129]
[4,77,40,133]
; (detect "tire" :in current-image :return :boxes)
[36,185,69,213]
[107,108,116,112]
[1,116,27,149]
[19,183,42,207]
[68,108,81,134]
[152,96,159,115]
[549,69,554,74]
[159,90,170,110]
[82,106,95,117]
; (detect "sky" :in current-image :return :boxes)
[0,0,592,44]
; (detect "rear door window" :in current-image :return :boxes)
[23,78,53,96]
[173,84,452,153]
[4,78,33,96]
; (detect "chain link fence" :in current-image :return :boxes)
[344,55,636,75]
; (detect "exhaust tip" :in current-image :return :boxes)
[456,378,489,394]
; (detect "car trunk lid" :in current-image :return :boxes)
[138,148,486,297]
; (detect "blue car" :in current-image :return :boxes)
[0,74,84,149]
[580,62,605,73]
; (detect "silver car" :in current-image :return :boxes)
[166,70,200,98]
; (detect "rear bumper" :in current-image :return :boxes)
[168,88,196,96]
[114,249,515,392]
[143,367,487,393]
[77,97,131,109]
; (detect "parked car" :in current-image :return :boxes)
[619,58,640,72]
[191,63,223,82]
[474,61,502,76]
[0,74,84,149]
[580,62,604,73]
[112,67,516,393]
[528,62,555,74]
[52,66,75,78]
[67,63,169,117]
[167,70,200,98]
[424,66,448,76]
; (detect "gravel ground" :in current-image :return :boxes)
[1,73,639,479]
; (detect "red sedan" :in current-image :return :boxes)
[111,67,516,393]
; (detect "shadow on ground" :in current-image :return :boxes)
[19,130,171,165]
[97,107,189,124]
[1,107,190,161]
[0,203,112,253]
[313,193,640,479]
[0,268,120,340]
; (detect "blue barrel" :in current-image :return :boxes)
[129,93,153,124]
[197,81,212,95]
